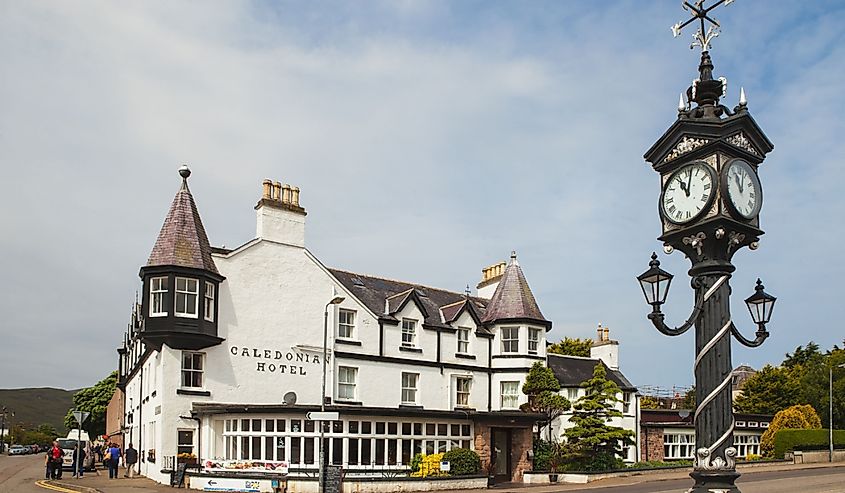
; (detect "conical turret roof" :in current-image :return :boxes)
[146,166,219,274]
[481,252,549,327]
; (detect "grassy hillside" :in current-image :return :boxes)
[0,388,76,436]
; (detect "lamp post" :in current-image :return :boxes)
[319,295,345,493]
[830,363,845,462]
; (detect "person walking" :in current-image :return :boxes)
[75,445,86,478]
[46,441,63,480]
[123,443,138,478]
[106,442,121,479]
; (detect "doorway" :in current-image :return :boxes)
[490,428,512,483]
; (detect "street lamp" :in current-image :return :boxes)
[830,363,845,462]
[637,253,674,310]
[319,295,345,493]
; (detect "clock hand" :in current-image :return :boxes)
[686,170,693,197]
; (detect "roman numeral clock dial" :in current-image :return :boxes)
[661,162,716,225]
[724,159,762,220]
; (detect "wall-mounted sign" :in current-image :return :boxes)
[195,477,263,492]
[230,346,321,375]
[440,461,451,472]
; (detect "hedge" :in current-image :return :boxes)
[772,429,845,459]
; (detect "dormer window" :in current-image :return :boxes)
[204,282,215,322]
[150,277,169,317]
[175,277,199,318]
[528,328,541,354]
[501,327,519,353]
[401,319,417,347]
[338,309,356,339]
[457,327,470,354]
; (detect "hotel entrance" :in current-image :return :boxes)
[490,428,512,483]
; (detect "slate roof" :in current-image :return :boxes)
[480,254,549,327]
[328,268,490,332]
[547,353,637,391]
[147,172,219,274]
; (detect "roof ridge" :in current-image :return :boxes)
[547,353,598,361]
[327,267,486,302]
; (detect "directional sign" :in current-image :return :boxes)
[72,411,90,425]
[305,411,339,421]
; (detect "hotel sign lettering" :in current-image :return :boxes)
[230,346,321,376]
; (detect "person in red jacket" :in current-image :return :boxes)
[46,441,64,480]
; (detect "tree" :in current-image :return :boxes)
[783,342,823,369]
[563,363,635,471]
[521,362,571,441]
[734,365,801,415]
[547,337,593,357]
[640,395,661,409]
[64,371,117,436]
[760,404,822,457]
[682,386,696,411]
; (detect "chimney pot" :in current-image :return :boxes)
[604,327,610,341]
[292,186,300,207]
[282,184,292,204]
[272,181,282,201]
[262,179,273,200]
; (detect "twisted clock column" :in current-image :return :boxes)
[691,272,739,491]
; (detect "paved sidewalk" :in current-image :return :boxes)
[47,467,173,493]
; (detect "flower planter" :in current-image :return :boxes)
[177,457,198,466]
[548,473,559,483]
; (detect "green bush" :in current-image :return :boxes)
[532,440,555,472]
[410,453,424,473]
[628,460,692,469]
[442,448,481,475]
[772,429,845,459]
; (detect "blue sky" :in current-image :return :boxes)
[1,1,844,390]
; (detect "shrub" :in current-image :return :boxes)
[760,404,822,456]
[627,460,692,469]
[531,440,555,472]
[442,448,481,475]
[410,453,446,478]
[410,453,423,473]
[771,429,845,459]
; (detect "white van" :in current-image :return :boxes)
[57,431,91,470]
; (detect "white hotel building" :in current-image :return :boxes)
[109,168,639,487]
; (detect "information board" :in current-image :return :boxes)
[323,465,343,493]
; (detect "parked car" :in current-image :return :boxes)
[8,445,28,455]
[28,445,39,454]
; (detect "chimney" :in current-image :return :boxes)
[477,260,507,298]
[590,323,619,370]
[255,178,307,247]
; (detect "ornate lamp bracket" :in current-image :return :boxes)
[648,276,706,337]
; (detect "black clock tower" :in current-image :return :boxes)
[637,2,778,492]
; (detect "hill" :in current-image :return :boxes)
[0,388,76,436]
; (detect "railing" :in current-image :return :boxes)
[161,455,176,473]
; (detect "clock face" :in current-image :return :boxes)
[661,162,716,225]
[724,159,762,219]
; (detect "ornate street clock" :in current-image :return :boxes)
[638,2,777,493]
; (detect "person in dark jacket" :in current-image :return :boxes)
[46,441,63,480]
[124,444,138,478]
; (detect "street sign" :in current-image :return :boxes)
[72,411,90,425]
[305,411,339,421]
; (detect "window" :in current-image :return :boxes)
[623,392,632,414]
[402,319,417,347]
[567,388,578,401]
[501,381,519,409]
[733,434,760,457]
[181,352,204,388]
[663,433,695,459]
[401,373,418,404]
[735,421,746,427]
[456,377,472,408]
[338,366,357,401]
[457,327,470,354]
[338,310,356,339]
[528,328,540,354]
[204,282,215,321]
[501,327,519,353]
[175,277,199,318]
[760,422,769,428]
[177,430,194,456]
[747,421,758,428]
[150,277,168,317]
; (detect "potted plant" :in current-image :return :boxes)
[548,444,561,483]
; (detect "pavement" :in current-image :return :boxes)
[2,453,844,493]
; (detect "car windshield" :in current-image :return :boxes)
[57,439,77,450]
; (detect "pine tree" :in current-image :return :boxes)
[563,363,634,470]
[521,362,571,441]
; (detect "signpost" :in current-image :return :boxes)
[305,412,339,422]
[72,410,90,477]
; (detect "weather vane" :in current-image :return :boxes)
[672,0,735,51]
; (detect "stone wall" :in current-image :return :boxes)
[641,426,664,462]
[105,388,124,448]
[510,427,532,482]
[473,423,492,470]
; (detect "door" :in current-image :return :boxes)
[490,428,512,482]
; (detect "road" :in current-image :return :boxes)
[2,454,844,493]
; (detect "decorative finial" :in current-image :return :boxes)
[678,93,686,112]
[178,165,191,190]
[650,252,660,267]
[739,86,747,107]
[510,250,519,266]
[465,284,471,297]
[671,0,734,53]
[755,278,764,291]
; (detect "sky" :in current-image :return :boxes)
[1,1,844,392]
